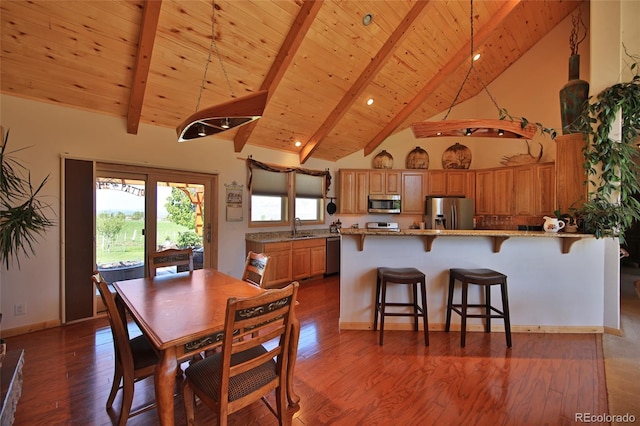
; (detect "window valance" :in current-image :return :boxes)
[246,157,331,195]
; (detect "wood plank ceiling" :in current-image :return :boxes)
[0,0,583,163]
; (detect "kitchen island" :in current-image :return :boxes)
[338,228,621,334]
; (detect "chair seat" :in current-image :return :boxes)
[449,268,506,283]
[377,267,425,282]
[130,335,160,370]
[185,345,277,402]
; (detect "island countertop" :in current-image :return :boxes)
[338,228,594,253]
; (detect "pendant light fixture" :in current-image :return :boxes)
[176,0,267,142]
[411,0,536,140]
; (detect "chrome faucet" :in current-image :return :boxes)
[293,217,302,238]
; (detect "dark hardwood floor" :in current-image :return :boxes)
[5,274,609,425]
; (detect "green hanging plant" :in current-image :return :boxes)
[0,128,54,268]
[573,48,640,242]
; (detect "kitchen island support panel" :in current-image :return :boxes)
[339,233,619,333]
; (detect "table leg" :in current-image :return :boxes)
[155,347,178,426]
[287,315,301,407]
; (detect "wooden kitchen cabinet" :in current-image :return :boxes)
[426,170,475,197]
[401,171,425,214]
[535,163,556,215]
[475,170,494,215]
[493,168,514,215]
[426,171,447,195]
[513,162,556,216]
[310,245,326,276]
[292,238,326,280]
[369,170,400,195]
[247,237,326,285]
[339,169,369,214]
[245,241,292,287]
[555,133,588,212]
[447,170,475,198]
[514,166,535,215]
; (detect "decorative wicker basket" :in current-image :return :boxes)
[406,146,429,169]
[373,150,394,169]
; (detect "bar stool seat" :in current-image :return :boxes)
[374,267,429,346]
[445,268,512,347]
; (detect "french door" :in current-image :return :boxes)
[62,159,218,322]
[95,163,218,283]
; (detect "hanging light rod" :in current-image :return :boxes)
[176,90,268,142]
[411,0,539,141]
[411,119,536,139]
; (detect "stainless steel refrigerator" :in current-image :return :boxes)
[424,196,475,230]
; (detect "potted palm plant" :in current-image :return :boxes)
[0,128,54,268]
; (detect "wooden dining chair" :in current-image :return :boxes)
[148,247,194,277]
[182,281,300,426]
[91,272,159,425]
[241,251,271,287]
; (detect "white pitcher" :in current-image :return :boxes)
[543,216,565,233]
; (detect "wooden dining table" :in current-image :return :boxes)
[114,268,300,425]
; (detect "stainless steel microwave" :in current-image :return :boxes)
[368,194,401,214]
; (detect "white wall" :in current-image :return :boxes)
[1,4,627,333]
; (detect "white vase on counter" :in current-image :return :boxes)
[543,216,566,233]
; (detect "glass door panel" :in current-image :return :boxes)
[95,175,146,284]
[155,181,205,275]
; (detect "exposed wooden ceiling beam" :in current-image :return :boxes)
[127,0,162,135]
[233,0,324,153]
[363,0,522,156]
[299,0,430,164]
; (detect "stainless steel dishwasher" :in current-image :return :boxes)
[325,236,340,275]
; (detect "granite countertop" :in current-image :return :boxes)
[338,228,593,238]
[246,228,335,243]
[338,228,594,254]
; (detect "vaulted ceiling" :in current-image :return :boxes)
[0,0,583,163]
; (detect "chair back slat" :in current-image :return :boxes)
[148,248,194,276]
[241,251,271,287]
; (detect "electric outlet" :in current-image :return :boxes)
[14,303,26,316]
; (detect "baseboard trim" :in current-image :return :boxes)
[604,326,623,336]
[339,321,604,334]
[1,319,61,338]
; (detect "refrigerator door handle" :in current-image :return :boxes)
[451,204,456,229]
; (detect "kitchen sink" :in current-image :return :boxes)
[293,234,319,239]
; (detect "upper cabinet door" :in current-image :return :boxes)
[339,170,369,214]
[401,172,425,214]
[369,170,400,195]
[493,169,514,215]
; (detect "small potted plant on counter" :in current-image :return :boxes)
[553,208,579,233]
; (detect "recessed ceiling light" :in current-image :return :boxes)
[473,53,481,61]
[367,98,374,106]
[294,140,302,147]
[362,13,373,26]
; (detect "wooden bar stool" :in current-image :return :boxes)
[374,267,429,346]
[445,268,512,347]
